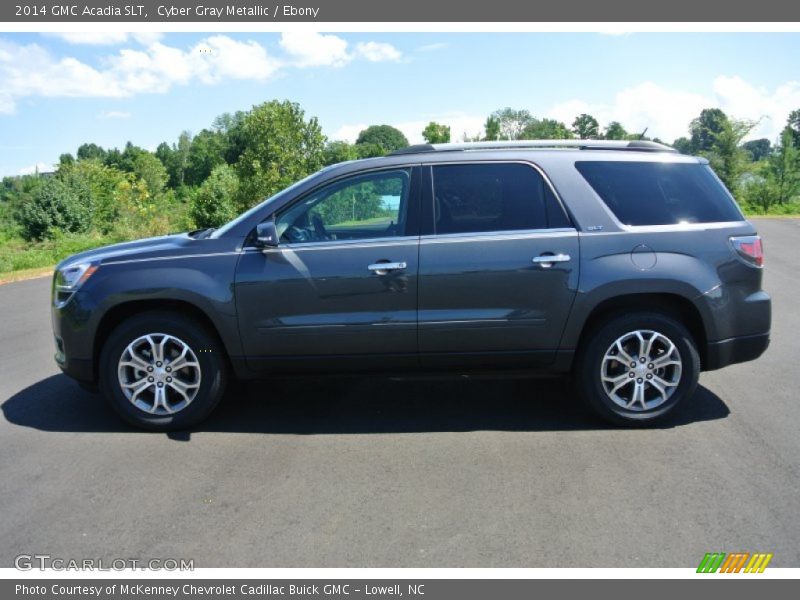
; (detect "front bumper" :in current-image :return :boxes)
[52,289,98,384]
[704,332,770,371]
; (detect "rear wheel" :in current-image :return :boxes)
[99,311,228,431]
[575,312,700,425]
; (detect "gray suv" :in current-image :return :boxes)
[51,140,771,430]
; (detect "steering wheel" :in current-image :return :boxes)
[283,226,310,243]
[311,214,328,240]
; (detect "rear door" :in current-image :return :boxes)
[418,162,579,368]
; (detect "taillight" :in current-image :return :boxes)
[730,235,764,267]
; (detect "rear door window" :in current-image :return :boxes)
[431,163,571,235]
[575,161,743,226]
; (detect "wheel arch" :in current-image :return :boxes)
[570,293,709,370]
[93,299,233,383]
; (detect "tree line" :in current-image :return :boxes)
[1,100,799,255]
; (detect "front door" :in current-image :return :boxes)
[235,167,420,373]
[417,162,579,368]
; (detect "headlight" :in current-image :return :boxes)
[54,262,98,307]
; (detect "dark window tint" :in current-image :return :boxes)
[431,163,570,235]
[575,161,742,226]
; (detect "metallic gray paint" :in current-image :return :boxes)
[51,148,771,384]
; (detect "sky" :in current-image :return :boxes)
[1,32,799,177]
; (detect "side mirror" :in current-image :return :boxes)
[255,220,279,248]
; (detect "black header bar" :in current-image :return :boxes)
[3,0,800,22]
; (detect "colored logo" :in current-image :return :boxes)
[697,552,773,573]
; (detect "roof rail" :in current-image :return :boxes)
[389,139,677,155]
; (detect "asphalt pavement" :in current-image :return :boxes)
[1,218,799,568]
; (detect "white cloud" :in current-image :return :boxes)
[546,77,800,142]
[279,32,350,67]
[417,42,448,52]
[0,34,402,112]
[19,162,55,175]
[97,111,131,119]
[330,123,368,143]
[354,42,402,63]
[48,32,164,45]
[190,36,281,82]
[0,36,281,112]
[279,33,402,67]
[711,75,800,140]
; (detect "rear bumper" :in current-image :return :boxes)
[704,332,770,371]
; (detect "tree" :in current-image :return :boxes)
[742,138,772,162]
[234,100,326,208]
[603,121,628,140]
[486,108,534,140]
[689,108,728,154]
[190,164,239,228]
[185,129,227,186]
[572,114,600,139]
[741,130,799,212]
[355,125,409,153]
[701,117,757,193]
[59,153,75,167]
[57,159,126,232]
[154,142,175,180]
[422,122,451,144]
[105,142,147,173]
[18,177,93,240]
[521,118,572,140]
[322,141,359,166]
[214,110,248,165]
[787,109,800,149]
[132,153,168,198]
[76,143,107,161]
[483,115,501,141]
[672,137,693,154]
[155,131,191,188]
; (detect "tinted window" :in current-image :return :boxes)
[575,161,742,226]
[277,169,410,244]
[431,163,570,235]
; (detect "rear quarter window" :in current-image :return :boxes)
[575,161,743,226]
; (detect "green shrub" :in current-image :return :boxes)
[18,177,93,241]
[190,164,239,228]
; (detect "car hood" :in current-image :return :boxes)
[55,233,196,269]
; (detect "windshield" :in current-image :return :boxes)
[210,169,331,238]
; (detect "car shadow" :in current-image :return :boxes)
[2,373,730,437]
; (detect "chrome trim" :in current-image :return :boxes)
[420,228,576,245]
[533,253,571,266]
[420,318,510,325]
[579,221,749,235]
[368,261,407,273]
[104,251,241,266]
[258,237,420,253]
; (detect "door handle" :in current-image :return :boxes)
[532,253,571,268]
[368,261,407,274]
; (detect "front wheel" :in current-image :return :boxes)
[575,312,700,426]
[99,311,228,431]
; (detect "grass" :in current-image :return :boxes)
[0,265,54,285]
[0,231,121,275]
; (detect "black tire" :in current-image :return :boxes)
[99,311,228,431]
[575,311,700,426]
